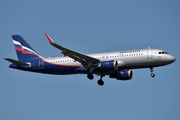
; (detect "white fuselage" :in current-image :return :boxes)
[44,48,175,69]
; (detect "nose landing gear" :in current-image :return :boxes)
[150,67,155,77]
[151,73,155,77]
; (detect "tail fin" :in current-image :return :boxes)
[12,35,42,62]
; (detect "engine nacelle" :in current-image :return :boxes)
[98,60,118,70]
[109,69,133,80]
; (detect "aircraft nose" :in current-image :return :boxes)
[168,55,176,63]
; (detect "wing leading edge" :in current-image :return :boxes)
[45,33,100,71]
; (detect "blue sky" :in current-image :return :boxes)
[0,0,180,120]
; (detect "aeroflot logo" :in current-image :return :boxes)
[13,40,35,53]
[13,39,42,58]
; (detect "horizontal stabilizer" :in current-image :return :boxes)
[4,58,31,68]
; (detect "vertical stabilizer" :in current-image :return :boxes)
[12,35,42,62]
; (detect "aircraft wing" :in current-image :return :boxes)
[45,33,100,70]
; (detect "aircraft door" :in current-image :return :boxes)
[39,59,44,69]
[147,49,153,59]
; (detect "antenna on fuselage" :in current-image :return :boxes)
[148,47,151,49]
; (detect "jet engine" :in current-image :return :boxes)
[109,69,133,80]
[98,60,118,70]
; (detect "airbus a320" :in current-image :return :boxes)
[4,33,176,86]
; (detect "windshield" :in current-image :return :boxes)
[159,51,168,54]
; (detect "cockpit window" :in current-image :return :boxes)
[162,52,168,54]
[159,51,168,54]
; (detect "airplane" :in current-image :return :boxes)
[4,33,176,86]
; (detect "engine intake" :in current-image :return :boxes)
[109,69,133,80]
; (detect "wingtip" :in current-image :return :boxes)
[45,33,54,44]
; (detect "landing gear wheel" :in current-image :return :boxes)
[150,67,155,78]
[150,73,155,77]
[87,74,94,80]
[97,79,104,86]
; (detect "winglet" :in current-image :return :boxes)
[45,33,54,44]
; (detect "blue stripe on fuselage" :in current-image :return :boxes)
[9,61,85,75]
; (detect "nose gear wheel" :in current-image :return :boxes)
[150,67,155,78]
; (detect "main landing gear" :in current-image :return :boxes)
[150,67,155,77]
[87,74,94,80]
[87,74,105,86]
[97,75,105,86]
